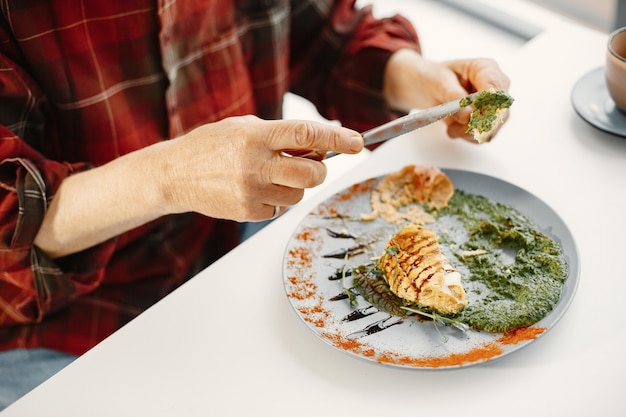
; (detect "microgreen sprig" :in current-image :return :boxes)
[401,306,469,342]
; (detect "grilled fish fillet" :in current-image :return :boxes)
[378,224,467,315]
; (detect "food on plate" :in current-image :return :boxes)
[346,164,568,334]
[378,224,468,315]
[361,165,453,224]
[439,190,568,332]
[412,165,455,209]
[284,163,574,368]
[460,89,514,143]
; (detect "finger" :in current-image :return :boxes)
[467,59,510,92]
[449,106,472,128]
[446,107,509,143]
[443,58,510,97]
[247,204,284,223]
[261,120,364,155]
[246,185,304,222]
[476,61,511,92]
[261,184,306,207]
[266,155,328,189]
[281,149,326,161]
[445,122,476,142]
[267,204,283,220]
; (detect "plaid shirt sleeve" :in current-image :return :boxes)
[0,52,116,326]
[0,0,422,355]
[0,4,232,355]
[290,1,421,133]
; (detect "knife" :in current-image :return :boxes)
[325,91,480,158]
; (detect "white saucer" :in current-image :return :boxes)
[571,67,626,138]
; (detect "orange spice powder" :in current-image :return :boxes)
[337,178,377,201]
[377,343,503,368]
[319,326,547,369]
[299,302,330,328]
[498,326,546,345]
[295,227,317,243]
[287,246,313,269]
[323,332,376,357]
[313,204,338,217]
[286,275,317,301]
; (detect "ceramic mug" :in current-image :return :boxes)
[606,27,626,112]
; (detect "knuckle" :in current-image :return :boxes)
[291,121,317,148]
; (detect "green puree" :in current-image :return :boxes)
[460,90,514,137]
[438,191,568,332]
[352,190,568,333]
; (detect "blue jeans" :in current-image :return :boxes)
[238,219,272,241]
[0,348,77,410]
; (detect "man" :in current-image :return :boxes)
[0,0,509,407]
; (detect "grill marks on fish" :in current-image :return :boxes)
[383,228,439,302]
[379,224,468,315]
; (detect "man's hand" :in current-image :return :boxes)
[383,49,511,142]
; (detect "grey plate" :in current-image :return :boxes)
[571,67,626,137]
[282,169,580,369]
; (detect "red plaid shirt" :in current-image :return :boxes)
[0,0,419,355]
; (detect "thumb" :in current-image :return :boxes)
[264,120,364,155]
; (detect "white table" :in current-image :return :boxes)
[4,7,626,417]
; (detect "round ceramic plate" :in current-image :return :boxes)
[571,67,626,137]
[282,169,580,369]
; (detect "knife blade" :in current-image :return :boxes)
[325,91,479,158]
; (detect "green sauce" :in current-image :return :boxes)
[460,90,514,138]
[353,190,568,333]
[440,191,568,332]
